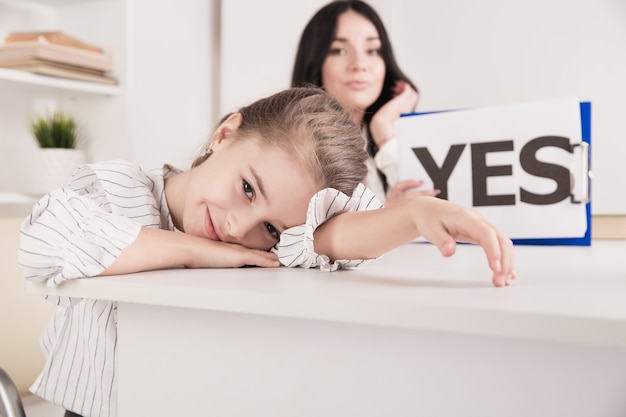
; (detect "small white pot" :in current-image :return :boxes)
[29,148,86,196]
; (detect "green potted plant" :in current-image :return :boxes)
[31,110,79,149]
[29,110,85,195]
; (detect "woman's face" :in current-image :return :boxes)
[321,10,385,123]
[179,115,318,251]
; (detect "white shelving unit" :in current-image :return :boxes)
[0,0,128,198]
[0,67,121,96]
[0,0,216,206]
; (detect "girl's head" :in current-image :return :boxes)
[291,0,417,125]
[182,87,368,251]
[192,87,367,195]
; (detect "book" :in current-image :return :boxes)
[0,37,112,72]
[0,61,118,85]
[0,58,107,75]
[5,31,103,53]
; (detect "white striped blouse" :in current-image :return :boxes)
[18,160,382,417]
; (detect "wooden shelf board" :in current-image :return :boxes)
[0,67,120,96]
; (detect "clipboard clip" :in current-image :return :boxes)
[569,142,591,204]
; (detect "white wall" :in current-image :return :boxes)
[220,0,329,113]
[221,0,626,215]
[126,0,218,170]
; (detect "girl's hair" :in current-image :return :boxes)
[291,0,418,156]
[192,87,368,196]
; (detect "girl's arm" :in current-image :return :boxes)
[101,227,278,276]
[19,187,278,288]
[312,196,515,287]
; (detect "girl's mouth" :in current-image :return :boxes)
[204,207,221,241]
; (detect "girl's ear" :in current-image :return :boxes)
[211,113,243,150]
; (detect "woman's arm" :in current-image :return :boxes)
[369,82,438,202]
[369,80,418,151]
[312,196,515,287]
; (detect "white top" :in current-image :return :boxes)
[17,160,381,417]
[365,137,398,203]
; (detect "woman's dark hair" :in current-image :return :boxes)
[291,0,418,156]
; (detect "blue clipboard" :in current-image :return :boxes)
[403,101,592,246]
[513,102,591,246]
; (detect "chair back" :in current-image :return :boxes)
[0,367,26,417]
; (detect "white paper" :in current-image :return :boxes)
[396,97,587,239]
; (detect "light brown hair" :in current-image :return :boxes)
[192,87,368,195]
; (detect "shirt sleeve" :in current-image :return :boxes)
[18,164,147,305]
[373,137,399,189]
[272,183,383,271]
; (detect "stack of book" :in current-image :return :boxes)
[0,31,117,85]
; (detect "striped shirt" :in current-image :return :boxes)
[18,160,382,417]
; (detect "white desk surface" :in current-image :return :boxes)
[27,240,626,347]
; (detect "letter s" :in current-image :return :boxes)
[519,136,572,205]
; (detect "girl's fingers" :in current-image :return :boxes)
[415,199,516,288]
[419,220,458,258]
[472,214,514,287]
[497,231,515,285]
[478,228,513,287]
[246,250,280,268]
[445,208,514,287]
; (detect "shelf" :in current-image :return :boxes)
[0,68,120,96]
[0,0,86,10]
[0,192,37,217]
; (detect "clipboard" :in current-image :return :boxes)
[396,98,592,246]
[513,102,591,245]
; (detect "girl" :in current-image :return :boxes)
[19,87,514,417]
[292,0,438,203]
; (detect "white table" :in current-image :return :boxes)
[27,241,626,417]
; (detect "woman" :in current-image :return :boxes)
[292,0,439,203]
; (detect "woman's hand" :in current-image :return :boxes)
[386,180,441,205]
[369,80,419,149]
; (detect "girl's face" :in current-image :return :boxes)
[179,116,318,251]
[321,10,385,123]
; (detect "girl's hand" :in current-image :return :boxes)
[313,195,515,288]
[103,228,280,276]
[370,81,419,149]
[386,180,441,205]
[408,197,516,287]
[187,240,280,269]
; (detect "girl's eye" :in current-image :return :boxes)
[265,223,279,240]
[243,180,254,199]
[367,48,381,56]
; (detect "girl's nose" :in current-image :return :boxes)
[226,210,256,242]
